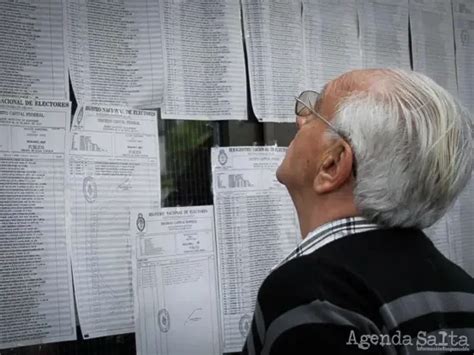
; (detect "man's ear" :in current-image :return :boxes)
[313,141,354,194]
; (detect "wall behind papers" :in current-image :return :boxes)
[0,0,473,354]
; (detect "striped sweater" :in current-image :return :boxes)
[242,228,474,354]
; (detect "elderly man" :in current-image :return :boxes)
[242,69,474,354]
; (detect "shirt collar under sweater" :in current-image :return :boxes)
[275,216,380,269]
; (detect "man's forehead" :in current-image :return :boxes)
[317,79,349,119]
[318,69,386,118]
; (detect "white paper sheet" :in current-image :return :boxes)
[68,105,160,338]
[453,0,474,113]
[303,0,361,91]
[358,0,411,69]
[424,214,450,259]
[132,206,221,355]
[242,0,304,122]
[0,1,67,99]
[211,146,300,352]
[410,0,458,95]
[446,178,474,277]
[425,178,474,276]
[66,0,164,108]
[161,0,246,120]
[0,98,76,348]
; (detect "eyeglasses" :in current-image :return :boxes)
[294,90,341,135]
[294,90,357,177]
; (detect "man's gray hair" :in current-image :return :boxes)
[331,69,473,228]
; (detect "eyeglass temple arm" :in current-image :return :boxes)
[294,96,339,133]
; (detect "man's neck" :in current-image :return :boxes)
[292,193,359,239]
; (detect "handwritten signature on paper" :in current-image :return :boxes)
[184,308,203,325]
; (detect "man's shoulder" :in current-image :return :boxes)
[308,227,474,294]
[257,253,378,324]
[249,254,386,355]
[263,252,340,292]
[261,228,386,298]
